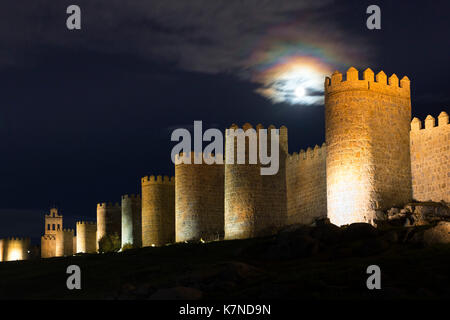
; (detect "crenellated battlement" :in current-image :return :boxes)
[411,111,449,131]
[226,123,287,135]
[41,234,56,240]
[121,194,141,200]
[60,228,74,233]
[141,175,175,185]
[324,67,410,98]
[97,202,121,208]
[287,143,326,163]
[4,236,31,241]
[76,221,96,225]
[174,151,224,165]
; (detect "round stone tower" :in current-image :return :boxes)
[175,152,224,242]
[141,175,175,247]
[224,123,288,240]
[76,221,97,253]
[55,229,74,257]
[324,67,412,226]
[96,202,121,245]
[121,194,142,248]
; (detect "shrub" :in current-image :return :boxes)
[98,233,121,253]
[121,243,135,251]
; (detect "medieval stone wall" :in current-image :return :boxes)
[73,236,77,255]
[41,234,56,258]
[175,152,224,242]
[325,67,412,226]
[410,112,449,202]
[286,143,327,225]
[141,175,175,246]
[0,237,30,261]
[56,229,74,257]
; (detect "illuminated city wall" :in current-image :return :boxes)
[0,237,30,262]
[41,234,56,258]
[286,143,327,225]
[141,175,175,247]
[55,229,74,257]
[325,67,412,226]
[175,152,224,242]
[410,112,450,202]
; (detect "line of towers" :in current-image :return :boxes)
[2,66,448,262]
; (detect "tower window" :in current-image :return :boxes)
[52,224,55,230]
[47,224,50,230]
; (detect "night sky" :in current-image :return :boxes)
[0,0,449,243]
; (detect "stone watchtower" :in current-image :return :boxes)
[41,207,63,258]
[76,221,97,254]
[141,175,175,247]
[224,123,288,239]
[44,207,62,235]
[121,194,142,248]
[96,202,121,246]
[175,152,225,242]
[324,67,412,226]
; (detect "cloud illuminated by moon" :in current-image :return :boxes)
[252,56,332,105]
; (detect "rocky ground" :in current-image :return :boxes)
[0,202,449,300]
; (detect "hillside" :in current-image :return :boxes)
[0,223,449,300]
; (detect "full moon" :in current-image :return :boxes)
[294,86,306,98]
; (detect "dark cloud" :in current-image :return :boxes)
[0,0,372,75]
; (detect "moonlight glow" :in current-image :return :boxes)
[294,86,306,98]
[253,56,332,105]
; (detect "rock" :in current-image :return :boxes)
[387,213,408,227]
[342,223,378,241]
[310,223,342,244]
[375,210,387,221]
[434,205,450,218]
[387,208,400,217]
[149,286,203,300]
[313,217,331,226]
[403,217,412,227]
[414,205,435,216]
[409,203,450,226]
[388,213,406,221]
[423,222,450,245]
